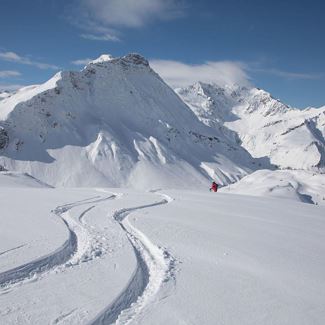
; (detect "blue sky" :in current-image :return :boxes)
[0,0,324,108]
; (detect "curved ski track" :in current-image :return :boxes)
[0,194,116,290]
[91,193,176,325]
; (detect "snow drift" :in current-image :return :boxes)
[221,169,325,205]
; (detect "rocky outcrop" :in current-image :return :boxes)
[0,127,9,149]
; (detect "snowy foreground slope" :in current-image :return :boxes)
[0,54,264,188]
[1,182,325,324]
[176,82,325,171]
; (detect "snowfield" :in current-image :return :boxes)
[221,169,325,206]
[1,53,325,324]
[0,171,52,188]
[1,176,325,324]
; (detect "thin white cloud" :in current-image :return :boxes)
[69,0,187,41]
[150,59,323,87]
[71,58,93,65]
[0,70,21,78]
[150,59,251,87]
[79,0,186,28]
[0,83,25,91]
[252,67,323,80]
[80,33,120,42]
[0,51,59,70]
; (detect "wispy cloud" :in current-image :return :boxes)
[150,59,251,87]
[0,83,25,91]
[80,33,120,42]
[0,51,59,70]
[150,58,323,88]
[71,58,93,65]
[68,0,187,41]
[251,67,324,80]
[79,0,186,28]
[0,70,21,78]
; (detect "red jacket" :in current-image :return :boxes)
[211,182,218,192]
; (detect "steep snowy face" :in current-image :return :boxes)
[175,82,243,146]
[238,87,290,116]
[0,54,262,188]
[176,82,239,123]
[176,83,325,171]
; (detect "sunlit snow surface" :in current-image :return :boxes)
[0,174,324,324]
[1,55,325,323]
[0,55,263,189]
[221,169,325,206]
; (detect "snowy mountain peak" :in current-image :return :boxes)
[176,82,291,121]
[88,53,150,69]
[176,82,325,171]
[90,54,114,64]
[1,51,323,187]
[245,87,290,116]
[0,53,262,187]
[121,53,150,66]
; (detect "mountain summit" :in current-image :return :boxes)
[0,54,261,188]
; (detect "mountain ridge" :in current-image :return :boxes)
[176,82,325,171]
[0,53,263,188]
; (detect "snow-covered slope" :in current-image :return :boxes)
[0,54,264,188]
[0,171,52,188]
[1,188,325,324]
[176,82,325,171]
[221,169,325,205]
[0,91,11,101]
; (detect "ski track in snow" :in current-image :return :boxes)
[0,190,177,325]
[0,194,117,291]
[52,308,78,325]
[91,192,176,325]
[0,244,27,257]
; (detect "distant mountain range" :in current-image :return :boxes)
[0,54,324,189]
[176,82,325,171]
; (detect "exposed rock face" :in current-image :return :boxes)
[0,128,9,149]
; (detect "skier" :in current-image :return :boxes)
[210,181,218,192]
